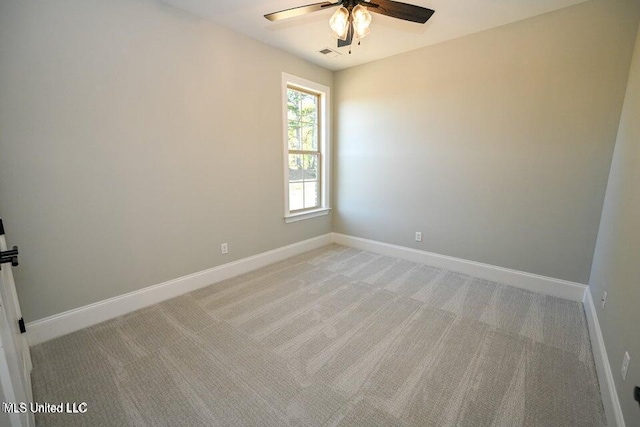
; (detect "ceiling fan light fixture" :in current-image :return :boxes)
[351,4,372,39]
[354,26,370,40]
[329,7,350,41]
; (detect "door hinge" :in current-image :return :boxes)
[0,246,19,270]
[18,318,26,334]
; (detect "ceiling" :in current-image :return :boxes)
[159,0,591,71]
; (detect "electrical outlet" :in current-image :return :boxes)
[601,291,607,309]
[415,232,422,242]
[221,243,228,255]
[622,351,631,381]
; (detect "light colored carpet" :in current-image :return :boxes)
[31,244,606,426]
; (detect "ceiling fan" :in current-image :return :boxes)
[264,0,435,51]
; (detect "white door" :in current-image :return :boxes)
[0,219,34,427]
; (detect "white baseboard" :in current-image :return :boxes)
[331,233,586,302]
[26,234,332,346]
[583,288,625,427]
[27,232,587,346]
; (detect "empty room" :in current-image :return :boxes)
[1,0,639,425]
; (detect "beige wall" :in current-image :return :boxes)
[0,0,332,321]
[589,24,640,425]
[333,0,640,284]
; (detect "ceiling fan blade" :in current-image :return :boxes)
[264,2,339,21]
[337,22,353,48]
[366,0,434,24]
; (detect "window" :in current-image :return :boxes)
[282,74,330,223]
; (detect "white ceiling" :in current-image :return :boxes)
[160,0,590,71]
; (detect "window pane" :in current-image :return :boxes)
[287,89,301,121]
[287,103,298,121]
[301,125,317,151]
[304,181,318,209]
[289,183,304,211]
[300,93,318,124]
[288,120,301,150]
[303,154,318,181]
[289,154,303,182]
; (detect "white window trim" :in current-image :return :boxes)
[284,207,331,224]
[282,73,331,223]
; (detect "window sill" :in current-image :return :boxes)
[284,208,331,223]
